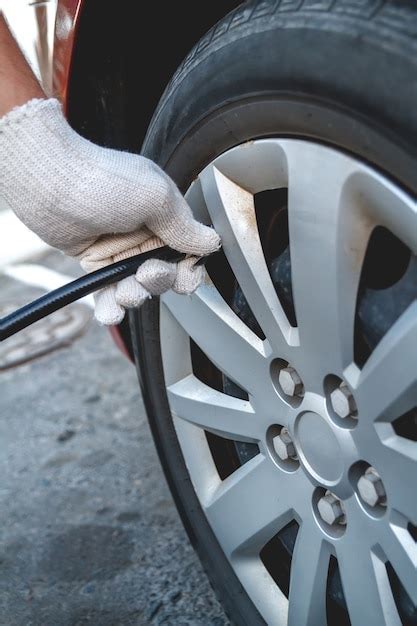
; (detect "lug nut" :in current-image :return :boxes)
[273,427,298,461]
[358,467,386,507]
[317,491,346,526]
[330,382,357,419]
[278,366,304,398]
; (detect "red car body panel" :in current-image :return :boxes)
[53,0,83,107]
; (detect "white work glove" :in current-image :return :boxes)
[0,98,220,324]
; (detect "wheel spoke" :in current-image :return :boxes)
[355,302,417,423]
[338,543,401,626]
[382,524,417,607]
[162,285,267,396]
[287,523,330,626]
[284,141,372,384]
[352,169,417,255]
[205,455,295,557]
[167,374,261,442]
[199,163,295,350]
[372,441,417,524]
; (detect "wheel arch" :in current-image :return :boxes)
[65,0,243,150]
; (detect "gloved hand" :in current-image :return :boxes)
[0,98,220,324]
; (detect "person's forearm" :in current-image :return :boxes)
[0,14,45,117]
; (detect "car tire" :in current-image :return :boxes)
[131,2,417,624]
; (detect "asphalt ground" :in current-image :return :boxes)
[0,253,229,626]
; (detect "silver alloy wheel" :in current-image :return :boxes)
[159,139,417,626]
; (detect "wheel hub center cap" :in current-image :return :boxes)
[295,412,343,483]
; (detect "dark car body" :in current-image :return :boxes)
[51,0,242,357]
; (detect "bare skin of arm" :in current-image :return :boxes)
[0,14,45,117]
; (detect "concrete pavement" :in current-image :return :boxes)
[0,256,229,626]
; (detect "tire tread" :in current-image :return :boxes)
[164,0,417,107]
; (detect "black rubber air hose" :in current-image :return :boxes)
[0,246,207,341]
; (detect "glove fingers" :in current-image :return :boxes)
[149,189,221,257]
[154,213,220,256]
[115,276,150,308]
[136,259,176,296]
[78,229,163,272]
[173,257,205,295]
[94,286,125,325]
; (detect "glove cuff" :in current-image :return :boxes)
[0,97,59,130]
